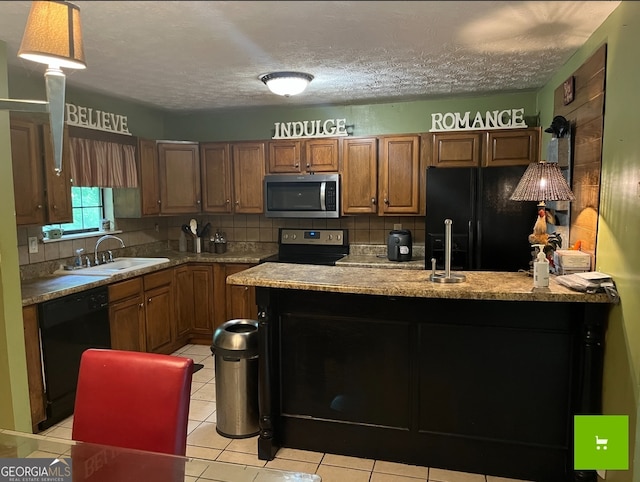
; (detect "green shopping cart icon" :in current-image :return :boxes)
[574,415,628,470]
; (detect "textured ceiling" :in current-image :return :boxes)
[0,1,620,112]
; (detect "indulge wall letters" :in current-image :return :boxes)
[430,108,527,132]
[273,119,348,139]
[65,103,131,135]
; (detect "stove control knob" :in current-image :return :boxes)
[337,235,342,240]
[283,234,289,240]
[327,234,333,240]
[292,234,297,240]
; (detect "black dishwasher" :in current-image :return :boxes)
[38,286,111,429]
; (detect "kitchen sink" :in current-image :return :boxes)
[57,257,171,276]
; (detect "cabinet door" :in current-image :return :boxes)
[267,140,302,173]
[225,264,257,321]
[22,305,46,428]
[429,132,482,167]
[139,138,161,215]
[484,128,540,167]
[192,265,215,335]
[42,125,73,224]
[341,137,378,214]
[174,266,194,340]
[379,135,421,215]
[232,142,265,214]
[201,143,233,213]
[144,284,174,354]
[305,138,339,172]
[158,142,201,214]
[109,295,146,352]
[11,119,46,225]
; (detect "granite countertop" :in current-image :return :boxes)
[226,262,611,303]
[21,248,278,306]
[336,254,426,270]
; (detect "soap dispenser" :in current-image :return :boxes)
[533,244,549,288]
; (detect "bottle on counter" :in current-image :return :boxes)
[533,244,549,288]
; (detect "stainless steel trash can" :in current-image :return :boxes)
[211,319,259,438]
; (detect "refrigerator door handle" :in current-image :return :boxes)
[476,220,482,269]
[468,220,475,269]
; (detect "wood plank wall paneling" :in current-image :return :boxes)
[552,44,606,266]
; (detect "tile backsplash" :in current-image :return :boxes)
[17,214,426,277]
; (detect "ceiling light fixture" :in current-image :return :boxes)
[259,72,313,97]
[0,0,86,175]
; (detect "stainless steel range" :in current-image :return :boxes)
[266,228,349,266]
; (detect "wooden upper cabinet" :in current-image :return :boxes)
[139,138,161,215]
[158,141,201,214]
[267,138,339,173]
[484,128,541,167]
[379,135,421,215]
[201,143,233,213]
[10,118,73,225]
[268,140,302,173]
[11,119,46,225]
[232,142,265,214]
[341,137,378,215]
[429,132,482,167]
[305,138,339,172]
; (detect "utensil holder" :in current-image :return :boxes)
[214,242,227,254]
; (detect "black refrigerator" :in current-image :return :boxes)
[425,166,533,272]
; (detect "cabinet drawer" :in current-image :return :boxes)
[109,277,143,302]
[144,269,173,290]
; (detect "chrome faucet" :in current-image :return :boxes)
[94,235,125,265]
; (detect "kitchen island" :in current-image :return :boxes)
[227,263,611,482]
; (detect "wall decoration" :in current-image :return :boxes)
[272,119,349,139]
[65,103,131,135]
[563,76,575,105]
[429,108,528,132]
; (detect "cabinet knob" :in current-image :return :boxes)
[157,199,161,204]
[139,303,144,309]
[52,204,58,210]
[384,198,389,205]
[196,199,201,204]
[294,163,299,168]
[371,198,377,205]
[147,298,152,303]
[306,163,310,168]
[226,199,230,204]
[36,204,43,209]
[235,200,239,205]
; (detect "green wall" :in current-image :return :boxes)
[0,41,31,431]
[165,91,538,141]
[8,69,167,140]
[537,3,640,481]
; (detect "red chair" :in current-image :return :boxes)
[72,348,194,456]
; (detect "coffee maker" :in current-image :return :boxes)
[387,229,412,261]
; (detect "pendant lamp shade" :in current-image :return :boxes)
[18,0,86,70]
[510,161,575,202]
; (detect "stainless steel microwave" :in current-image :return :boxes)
[264,174,340,218]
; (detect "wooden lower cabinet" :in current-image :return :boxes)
[22,305,46,430]
[175,264,215,344]
[108,269,176,354]
[109,277,146,352]
[213,263,258,331]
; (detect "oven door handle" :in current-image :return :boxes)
[320,181,326,211]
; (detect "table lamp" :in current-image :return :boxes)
[510,160,575,246]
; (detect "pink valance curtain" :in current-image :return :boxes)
[69,137,138,188]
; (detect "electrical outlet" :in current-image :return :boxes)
[597,469,606,479]
[28,236,39,254]
[155,223,159,233]
[393,223,402,230]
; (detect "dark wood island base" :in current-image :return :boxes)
[226,264,611,482]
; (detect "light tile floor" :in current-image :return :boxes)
[40,344,530,482]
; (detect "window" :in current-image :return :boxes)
[46,187,104,234]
